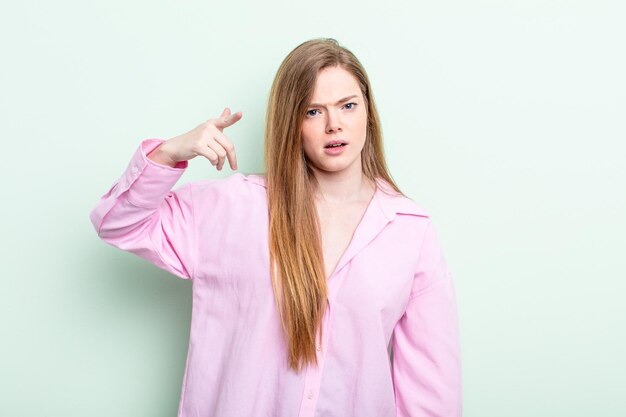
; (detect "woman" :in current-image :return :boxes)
[90,38,462,417]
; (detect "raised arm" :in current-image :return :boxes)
[89,107,243,280]
[89,139,196,279]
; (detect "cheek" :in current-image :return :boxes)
[301,124,318,153]
[355,110,368,136]
[301,121,315,140]
[302,120,324,144]
[300,133,309,153]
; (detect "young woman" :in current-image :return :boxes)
[90,38,462,417]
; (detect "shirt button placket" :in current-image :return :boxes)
[297,311,330,417]
[297,365,321,417]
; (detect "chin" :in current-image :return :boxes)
[319,158,360,173]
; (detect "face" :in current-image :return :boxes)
[301,65,368,178]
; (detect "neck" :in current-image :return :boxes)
[311,165,375,203]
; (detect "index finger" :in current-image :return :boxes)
[214,110,243,130]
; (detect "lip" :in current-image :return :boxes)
[324,139,348,148]
[323,143,348,155]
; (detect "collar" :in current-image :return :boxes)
[243,174,429,220]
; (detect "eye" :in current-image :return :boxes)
[306,109,319,117]
[343,102,357,110]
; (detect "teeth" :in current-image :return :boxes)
[327,143,343,148]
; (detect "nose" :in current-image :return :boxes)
[325,109,343,133]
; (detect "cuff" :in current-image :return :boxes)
[119,138,188,208]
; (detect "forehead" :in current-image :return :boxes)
[310,66,362,100]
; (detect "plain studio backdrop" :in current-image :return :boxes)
[1,1,624,416]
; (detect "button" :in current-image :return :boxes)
[306,390,314,399]
[316,345,322,351]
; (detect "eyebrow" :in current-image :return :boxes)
[309,94,359,108]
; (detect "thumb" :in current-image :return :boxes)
[214,107,232,127]
[214,107,242,130]
[220,107,231,118]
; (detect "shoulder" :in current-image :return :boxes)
[392,194,431,218]
[374,178,430,220]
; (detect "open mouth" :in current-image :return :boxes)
[324,143,347,148]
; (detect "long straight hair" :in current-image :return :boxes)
[263,38,403,373]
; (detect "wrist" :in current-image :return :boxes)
[147,142,178,168]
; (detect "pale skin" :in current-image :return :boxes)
[148,65,375,278]
[301,65,376,277]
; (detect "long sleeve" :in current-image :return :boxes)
[392,220,462,417]
[89,138,196,280]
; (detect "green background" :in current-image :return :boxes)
[1,1,625,416]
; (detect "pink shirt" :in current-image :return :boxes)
[89,138,462,417]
